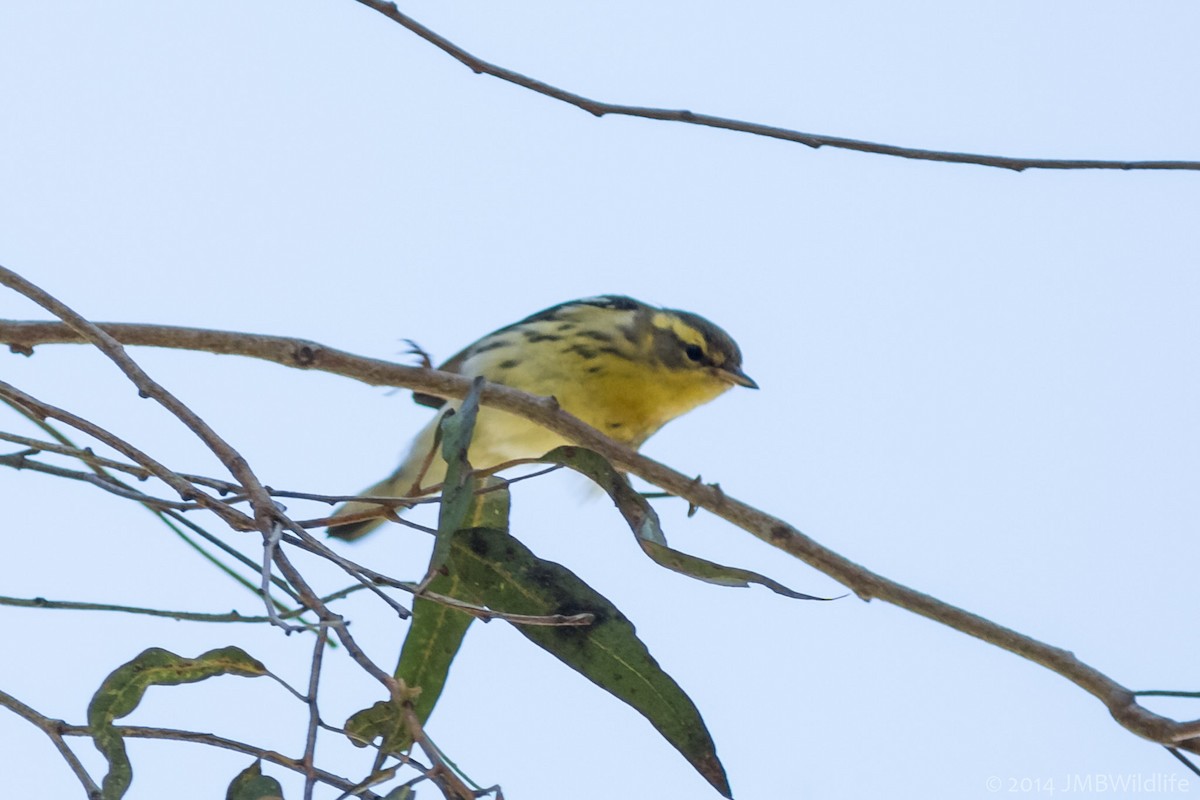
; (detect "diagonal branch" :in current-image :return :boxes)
[0,380,250,528]
[0,268,278,534]
[4,315,1198,754]
[0,690,101,798]
[351,0,1200,173]
[0,275,408,693]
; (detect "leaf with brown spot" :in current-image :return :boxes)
[88,646,268,799]
[443,525,732,797]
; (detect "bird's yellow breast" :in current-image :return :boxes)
[464,312,732,447]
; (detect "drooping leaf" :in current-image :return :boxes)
[345,582,474,755]
[398,550,477,717]
[542,445,828,600]
[352,457,737,795]
[344,699,407,754]
[225,760,284,800]
[88,646,267,800]
[426,375,486,576]
[638,539,828,600]
[346,482,506,754]
[444,526,732,798]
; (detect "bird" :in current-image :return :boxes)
[326,295,757,540]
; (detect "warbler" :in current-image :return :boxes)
[327,295,756,540]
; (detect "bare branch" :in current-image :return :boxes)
[275,521,593,626]
[0,429,436,521]
[350,0,1200,173]
[395,682,477,800]
[0,451,200,509]
[158,508,310,607]
[302,623,329,800]
[0,277,409,697]
[261,517,306,633]
[55,723,386,798]
[4,315,1196,753]
[0,430,245,494]
[0,422,314,613]
[0,586,366,624]
[0,690,101,799]
[0,380,250,528]
[0,268,279,536]
[0,595,287,624]
[1167,748,1200,779]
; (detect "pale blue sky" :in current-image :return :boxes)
[2,2,1198,798]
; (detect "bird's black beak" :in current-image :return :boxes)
[721,365,759,389]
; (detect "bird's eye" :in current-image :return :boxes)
[685,344,705,362]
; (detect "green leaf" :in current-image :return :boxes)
[403,478,507,725]
[638,539,827,600]
[346,482,506,754]
[345,587,474,755]
[397,579,474,720]
[350,476,733,795]
[427,375,486,577]
[87,646,267,800]
[445,526,732,798]
[344,699,405,752]
[543,446,828,600]
[225,760,284,800]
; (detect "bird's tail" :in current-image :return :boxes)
[326,422,445,541]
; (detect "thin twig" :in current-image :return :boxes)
[0,586,366,624]
[0,380,249,527]
[350,0,1200,173]
[54,723,385,798]
[0,268,349,662]
[159,508,307,606]
[303,622,329,800]
[0,690,101,799]
[271,538,399,688]
[0,429,434,528]
[298,507,436,534]
[327,734,432,799]
[0,276,401,693]
[0,451,201,509]
[0,412,301,610]
[262,516,304,633]
[0,429,244,494]
[397,684,476,800]
[276,529,591,626]
[1167,748,1200,778]
[337,763,422,799]
[276,525,414,620]
[3,281,425,662]
[0,269,275,534]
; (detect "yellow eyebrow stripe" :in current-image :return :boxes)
[651,311,706,349]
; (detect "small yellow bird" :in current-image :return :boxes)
[327,295,756,540]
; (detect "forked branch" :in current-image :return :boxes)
[352,0,1200,173]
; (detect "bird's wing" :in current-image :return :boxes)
[410,296,641,409]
